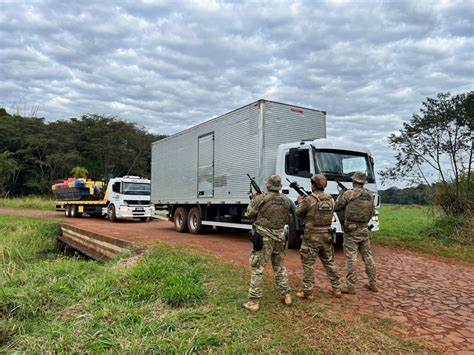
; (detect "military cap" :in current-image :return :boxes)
[352,171,367,184]
[266,174,282,191]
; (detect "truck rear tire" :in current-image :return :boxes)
[107,204,117,222]
[174,207,189,232]
[70,205,82,218]
[65,205,72,218]
[188,207,206,234]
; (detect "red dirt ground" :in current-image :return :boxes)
[1,208,473,352]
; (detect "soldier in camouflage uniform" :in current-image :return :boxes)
[335,171,378,294]
[242,174,292,312]
[295,174,342,300]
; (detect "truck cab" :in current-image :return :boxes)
[105,176,154,221]
[276,138,380,246]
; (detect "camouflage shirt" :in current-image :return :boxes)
[246,191,291,241]
[296,191,335,234]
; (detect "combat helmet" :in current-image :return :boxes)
[311,174,327,189]
[266,174,282,192]
[351,171,367,184]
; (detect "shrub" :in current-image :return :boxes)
[426,215,473,245]
[431,177,473,217]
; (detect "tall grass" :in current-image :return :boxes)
[0,216,59,278]
[0,196,55,211]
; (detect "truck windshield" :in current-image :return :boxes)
[313,148,376,183]
[122,182,151,196]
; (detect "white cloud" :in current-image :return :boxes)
[0,0,472,187]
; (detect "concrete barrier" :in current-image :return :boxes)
[59,224,134,262]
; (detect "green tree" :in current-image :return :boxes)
[381,92,473,215]
[71,166,89,178]
[0,151,19,197]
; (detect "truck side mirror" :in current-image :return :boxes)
[288,148,299,175]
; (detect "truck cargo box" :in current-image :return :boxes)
[151,100,326,204]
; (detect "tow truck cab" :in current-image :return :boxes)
[105,176,154,220]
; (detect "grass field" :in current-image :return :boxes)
[0,196,55,211]
[0,216,430,352]
[376,204,473,263]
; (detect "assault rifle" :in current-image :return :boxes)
[286,178,310,197]
[247,174,262,197]
[336,180,348,192]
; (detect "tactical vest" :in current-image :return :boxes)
[345,188,374,223]
[257,192,290,230]
[305,192,335,227]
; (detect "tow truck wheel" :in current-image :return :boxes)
[107,204,117,222]
[65,205,71,218]
[174,207,189,233]
[188,207,204,234]
[70,205,82,218]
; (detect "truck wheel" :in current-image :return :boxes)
[174,207,189,232]
[287,218,301,249]
[70,205,82,218]
[140,217,150,222]
[65,205,72,218]
[107,204,117,222]
[188,207,205,234]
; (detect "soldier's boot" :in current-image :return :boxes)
[332,288,342,298]
[280,293,293,306]
[296,291,315,301]
[242,299,260,312]
[341,285,356,294]
[364,283,379,292]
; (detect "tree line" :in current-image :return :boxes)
[0,108,166,197]
[379,185,430,205]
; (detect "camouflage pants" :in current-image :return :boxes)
[299,233,341,294]
[248,237,290,299]
[343,234,377,287]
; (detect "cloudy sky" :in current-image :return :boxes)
[1,0,472,184]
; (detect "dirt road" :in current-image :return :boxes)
[2,208,473,352]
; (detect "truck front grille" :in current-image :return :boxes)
[125,200,150,206]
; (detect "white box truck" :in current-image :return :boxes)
[151,100,380,247]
